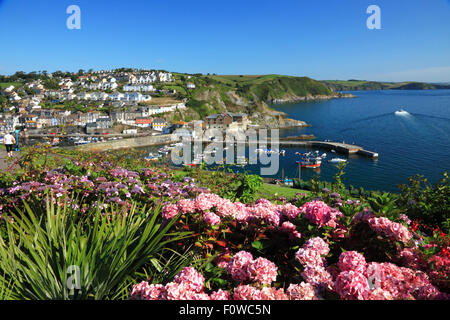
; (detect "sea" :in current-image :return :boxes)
[145,90,450,192]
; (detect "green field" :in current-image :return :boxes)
[0,82,22,89]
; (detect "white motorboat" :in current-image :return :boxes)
[395,109,410,116]
[329,158,347,163]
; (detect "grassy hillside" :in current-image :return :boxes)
[172,74,337,122]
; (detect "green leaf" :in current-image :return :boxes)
[251,240,264,250]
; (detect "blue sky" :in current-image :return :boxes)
[0,0,449,82]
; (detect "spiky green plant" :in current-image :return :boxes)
[0,196,191,300]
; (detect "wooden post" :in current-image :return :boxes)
[298,162,301,181]
[282,168,284,181]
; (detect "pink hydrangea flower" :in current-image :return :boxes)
[260,287,289,300]
[165,282,195,300]
[367,288,394,300]
[195,193,218,211]
[295,248,323,267]
[233,285,262,300]
[247,203,281,226]
[173,267,205,293]
[335,271,370,300]
[367,217,412,243]
[233,202,249,223]
[247,257,278,285]
[286,282,318,300]
[303,237,330,256]
[338,251,367,274]
[215,198,238,218]
[210,289,231,300]
[278,203,302,220]
[162,203,179,219]
[130,281,151,300]
[301,265,334,289]
[301,201,337,228]
[226,251,254,282]
[142,284,167,300]
[203,211,221,226]
[177,199,196,214]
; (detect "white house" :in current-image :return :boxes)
[109,92,125,101]
[4,85,15,93]
[10,93,21,102]
[124,92,152,102]
[90,92,101,101]
[123,84,155,92]
[77,92,91,100]
[187,83,196,89]
[64,93,77,101]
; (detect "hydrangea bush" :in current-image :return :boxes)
[0,147,448,300]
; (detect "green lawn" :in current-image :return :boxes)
[258,183,310,200]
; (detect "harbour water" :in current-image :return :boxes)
[144,89,450,192]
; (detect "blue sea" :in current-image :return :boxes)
[267,90,450,192]
[146,90,450,193]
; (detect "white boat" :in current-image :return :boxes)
[158,147,171,155]
[144,153,162,161]
[329,158,347,163]
[395,109,410,116]
[74,139,89,145]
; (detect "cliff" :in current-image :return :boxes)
[173,75,352,127]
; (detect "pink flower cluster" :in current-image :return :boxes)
[233,285,289,300]
[295,237,333,290]
[300,201,341,228]
[332,250,446,300]
[338,251,367,274]
[335,270,370,300]
[367,216,412,244]
[130,267,229,300]
[163,194,307,238]
[225,251,278,285]
[286,282,318,300]
[352,211,412,244]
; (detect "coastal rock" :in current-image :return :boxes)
[271,93,356,104]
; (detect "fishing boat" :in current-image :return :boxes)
[296,151,326,168]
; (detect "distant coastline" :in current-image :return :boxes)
[271,92,356,104]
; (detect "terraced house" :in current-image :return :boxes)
[205,113,249,131]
